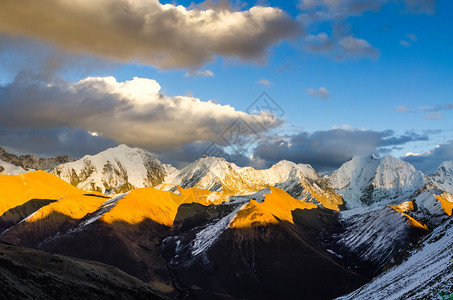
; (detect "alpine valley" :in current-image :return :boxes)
[0,144,452,299]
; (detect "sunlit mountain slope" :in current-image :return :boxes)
[0,171,80,217]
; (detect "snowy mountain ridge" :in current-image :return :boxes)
[161,156,343,210]
[3,144,452,212]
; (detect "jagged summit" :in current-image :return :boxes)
[326,154,427,208]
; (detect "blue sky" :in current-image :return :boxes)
[0,0,452,173]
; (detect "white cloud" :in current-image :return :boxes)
[404,152,421,157]
[338,36,380,59]
[400,40,412,47]
[0,74,282,151]
[424,113,443,119]
[256,79,272,86]
[298,0,431,60]
[400,33,417,47]
[331,124,365,131]
[396,104,452,118]
[307,87,330,99]
[185,70,214,77]
[0,0,299,69]
[419,104,453,112]
[395,106,412,113]
[298,0,435,21]
[406,33,417,41]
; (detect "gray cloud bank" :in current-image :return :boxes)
[252,129,430,172]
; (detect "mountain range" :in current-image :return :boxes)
[0,144,452,299]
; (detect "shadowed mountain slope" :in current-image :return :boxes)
[0,241,163,299]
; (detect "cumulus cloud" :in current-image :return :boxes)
[403,141,453,174]
[252,128,430,172]
[307,87,330,99]
[0,72,281,152]
[0,0,300,69]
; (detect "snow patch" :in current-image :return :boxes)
[191,204,244,257]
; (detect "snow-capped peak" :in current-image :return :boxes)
[326,155,427,208]
[52,145,167,194]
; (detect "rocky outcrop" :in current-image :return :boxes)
[0,148,73,171]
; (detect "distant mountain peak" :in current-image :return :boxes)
[427,160,453,194]
[326,155,427,208]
